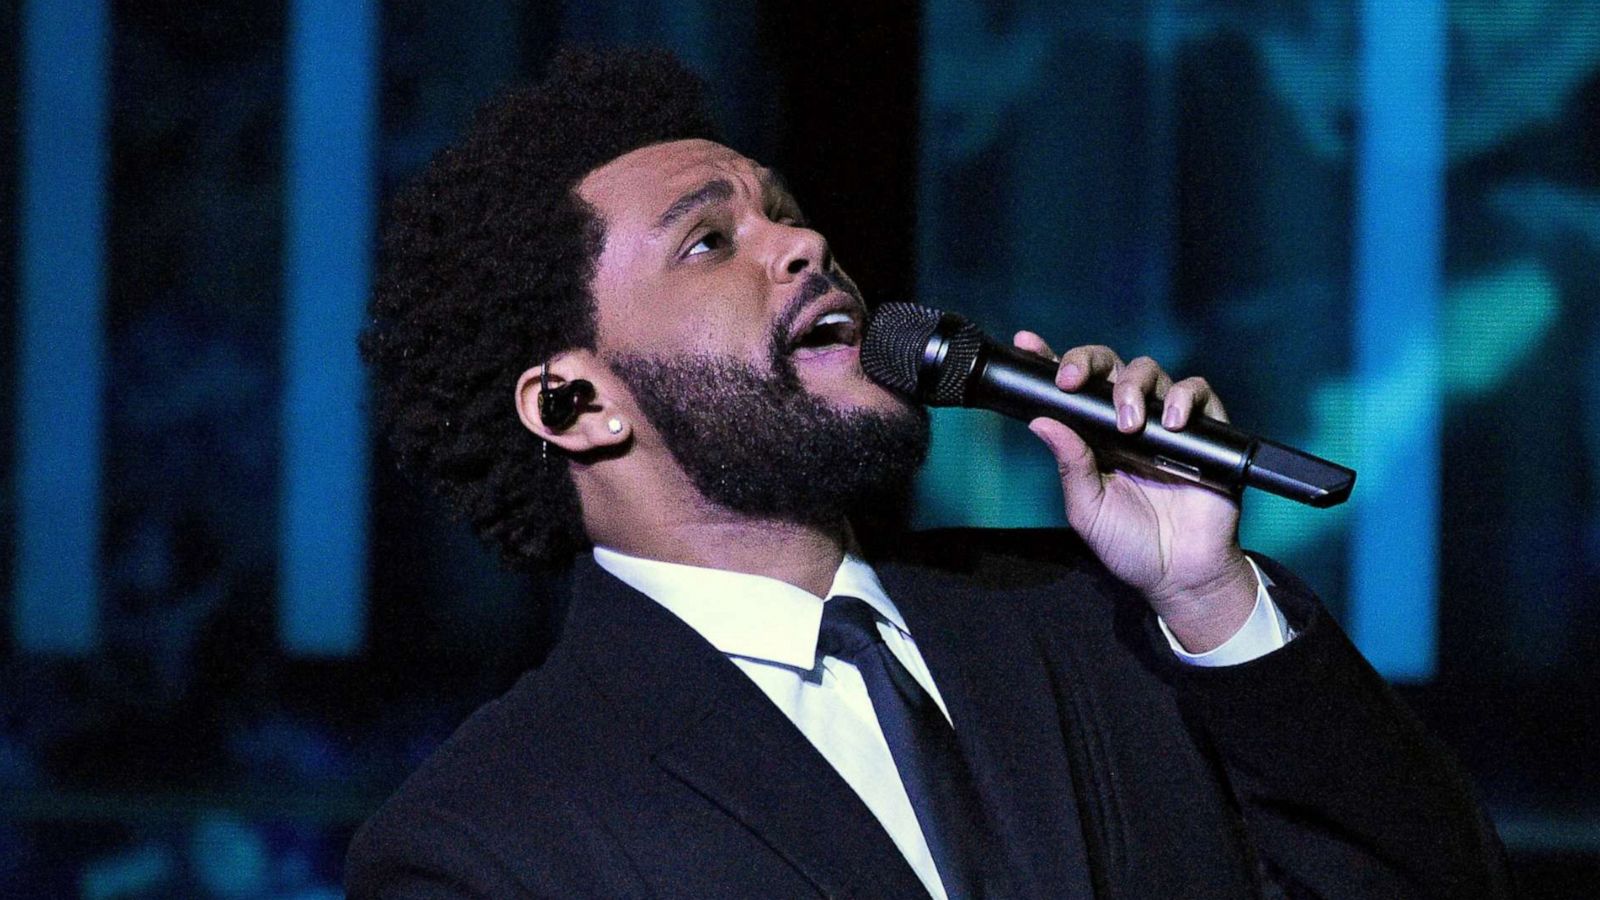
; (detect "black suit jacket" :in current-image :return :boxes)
[346,529,1510,898]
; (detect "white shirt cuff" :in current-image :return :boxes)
[1158,557,1296,667]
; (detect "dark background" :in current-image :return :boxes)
[5,0,1599,895]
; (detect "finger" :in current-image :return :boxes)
[1027,417,1104,533]
[1012,330,1058,361]
[1112,356,1172,433]
[1161,376,1229,429]
[1056,345,1123,391]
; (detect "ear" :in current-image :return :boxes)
[515,350,632,455]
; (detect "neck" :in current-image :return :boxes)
[580,472,850,598]
[620,518,851,598]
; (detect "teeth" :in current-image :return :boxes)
[792,308,858,353]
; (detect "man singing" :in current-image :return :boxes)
[347,48,1509,898]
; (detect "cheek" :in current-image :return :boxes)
[589,255,688,353]
[598,283,775,362]
[597,292,739,360]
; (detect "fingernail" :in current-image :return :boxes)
[1118,403,1136,431]
[1162,406,1180,429]
[1061,363,1083,384]
[1027,419,1056,446]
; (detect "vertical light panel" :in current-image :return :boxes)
[1350,0,1443,680]
[15,0,109,655]
[280,0,376,655]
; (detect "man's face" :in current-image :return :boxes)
[575,139,928,525]
[577,139,901,414]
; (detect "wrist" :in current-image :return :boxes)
[1149,553,1260,654]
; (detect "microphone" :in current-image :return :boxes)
[860,303,1355,508]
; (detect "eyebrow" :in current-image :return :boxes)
[656,179,735,231]
[760,168,795,204]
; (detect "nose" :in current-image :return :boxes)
[769,222,831,283]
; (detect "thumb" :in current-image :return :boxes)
[1028,417,1105,529]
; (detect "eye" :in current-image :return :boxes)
[685,230,727,258]
[770,206,807,229]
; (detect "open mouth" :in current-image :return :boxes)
[787,300,864,357]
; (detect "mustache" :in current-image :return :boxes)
[772,271,865,351]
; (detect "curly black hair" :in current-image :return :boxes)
[362,48,721,570]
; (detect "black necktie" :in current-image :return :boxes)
[817,597,1002,899]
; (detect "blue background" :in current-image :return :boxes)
[4,0,1599,894]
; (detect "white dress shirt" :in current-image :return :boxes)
[593,546,1291,899]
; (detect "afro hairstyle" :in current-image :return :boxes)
[362,47,722,570]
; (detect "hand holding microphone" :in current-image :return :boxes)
[861,303,1356,649]
[860,303,1355,508]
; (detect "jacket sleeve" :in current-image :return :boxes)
[346,803,529,899]
[345,795,650,900]
[1169,554,1514,899]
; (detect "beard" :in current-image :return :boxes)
[608,342,930,531]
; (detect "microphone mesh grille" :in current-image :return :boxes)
[930,319,983,405]
[861,303,942,396]
[861,302,986,405]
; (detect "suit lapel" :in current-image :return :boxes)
[879,542,1258,899]
[879,560,1096,900]
[654,698,937,898]
[566,557,930,899]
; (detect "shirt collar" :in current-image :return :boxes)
[592,545,909,671]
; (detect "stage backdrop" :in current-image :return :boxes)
[3,0,1598,895]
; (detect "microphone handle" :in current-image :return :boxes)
[971,343,1356,508]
